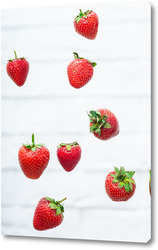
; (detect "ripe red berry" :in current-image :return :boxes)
[6,50,29,87]
[57,141,81,172]
[74,9,99,40]
[18,134,50,179]
[105,167,136,202]
[33,197,66,231]
[87,109,119,141]
[67,52,97,89]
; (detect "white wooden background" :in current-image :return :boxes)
[1,1,151,243]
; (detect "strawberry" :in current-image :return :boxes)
[74,9,99,40]
[6,50,29,87]
[67,52,97,89]
[33,197,66,231]
[57,141,81,172]
[149,170,151,195]
[18,134,50,179]
[105,167,136,202]
[87,109,119,141]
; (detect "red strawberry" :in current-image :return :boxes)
[6,50,29,87]
[105,167,136,202]
[33,197,66,231]
[57,141,81,172]
[149,170,151,195]
[87,109,119,141]
[67,52,97,89]
[18,134,50,179]
[74,9,99,40]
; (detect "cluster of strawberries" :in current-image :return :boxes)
[6,9,151,232]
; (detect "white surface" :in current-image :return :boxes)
[1,0,151,245]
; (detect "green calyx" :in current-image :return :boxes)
[8,50,25,62]
[87,110,111,136]
[45,197,67,216]
[110,167,136,193]
[73,52,97,67]
[75,9,92,24]
[57,141,79,152]
[23,134,44,152]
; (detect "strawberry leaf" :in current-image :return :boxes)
[103,122,111,129]
[66,145,71,151]
[36,143,44,147]
[110,174,117,178]
[129,182,133,191]
[127,178,135,185]
[95,111,101,116]
[90,62,97,67]
[114,167,120,174]
[90,110,99,117]
[94,128,101,136]
[113,178,119,183]
[31,147,36,152]
[102,115,108,120]
[125,171,135,178]
[45,197,55,203]
[97,117,101,123]
[87,60,97,67]
[124,183,130,192]
[73,52,79,59]
[118,182,124,189]
[49,203,58,209]
[120,167,125,175]
[23,143,32,149]
[56,207,61,215]
[90,124,97,132]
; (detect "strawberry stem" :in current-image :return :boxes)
[32,133,35,147]
[14,50,17,59]
[32,134,35,147]
[57,197,67,204]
